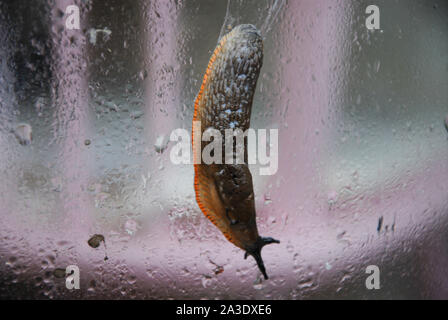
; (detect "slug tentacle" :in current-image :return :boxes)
[244,237,280,280]
[192,24,280,280]
[244,237,281,280]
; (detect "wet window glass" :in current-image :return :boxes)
[0,0,447,299]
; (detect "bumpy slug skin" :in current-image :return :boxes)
[192,24,279,279]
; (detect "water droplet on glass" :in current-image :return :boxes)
[201,275,212,288]
[14,123,32,145]
[374,60,381,73]
[327,190,338,207]
[124,219,139,235]
[138,70,148,80]
[130,110,144,119]
[53,268,66,278]
[88,234,108,261]
[253,275,264,290]
[154,135,169,153]
[213,265,224,275]
[264,193,272,205]
[88,234,105,248]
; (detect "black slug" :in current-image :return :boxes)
[192,24,279,280]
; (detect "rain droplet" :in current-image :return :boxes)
[213,265,224,275]
[124,219,139,235]
[88,234,105,248]
[327,190,338,207]
[130,110,144,119]
[14,123,32,145]
[5,256,17,267]
[88,280,97,293]
[264,193,272,205]
[377,216,383,233]
[53,268,66,278]
[138,70,148,80]
[88,234,109,261]
[201,275,212,288]
[374,60,381,73]
[154,135,169,153]
[337,231,346,240]
[253,276,264,290]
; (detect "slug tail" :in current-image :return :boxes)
[246,236,280,280]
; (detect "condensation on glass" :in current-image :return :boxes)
[0,0,447,299]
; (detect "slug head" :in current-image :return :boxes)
[213,165,280,280]
[244,236,280,280]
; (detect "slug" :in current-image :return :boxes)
[192,24,279,279]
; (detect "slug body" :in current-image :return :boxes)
[192,24,279,279]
